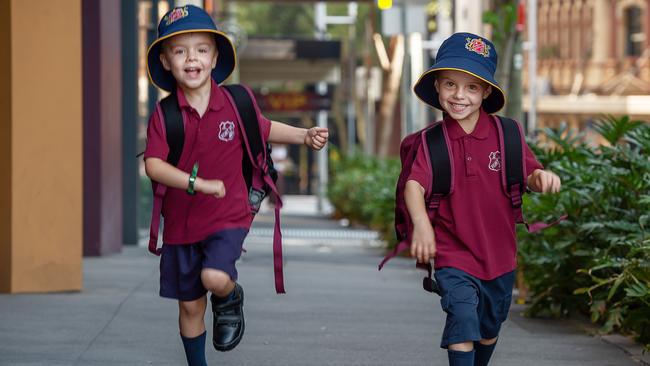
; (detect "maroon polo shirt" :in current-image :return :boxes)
[144,80,271,244]
[408,109,543,280]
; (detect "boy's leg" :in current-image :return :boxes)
[179,296,208,337]
[475,270,516,366]
[159,243,210,366]
[179,298,208,366]
[473,338,497,366]
[447,349,475,366]
[434,268,482,366]
[201,229,247,352]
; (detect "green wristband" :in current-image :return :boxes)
[187,162,199,195]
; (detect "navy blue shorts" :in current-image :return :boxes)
[434,267,515,348]
[159,228,248,301]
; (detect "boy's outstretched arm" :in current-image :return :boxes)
[268,121,329,150]
[527,169,561,194]
[145,158,225,198]
[405,180,436,263]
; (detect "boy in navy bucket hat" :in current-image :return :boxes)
[404,33,561,365]
[143,5,328,365]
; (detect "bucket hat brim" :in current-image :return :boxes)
[413,56,506,114]
[147,28,237,92]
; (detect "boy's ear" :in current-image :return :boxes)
[211,51,218,70]
[434,78,440,93]
[483,84,492,99]
[159,52,171,71]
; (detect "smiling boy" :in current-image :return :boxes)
[144,5,328,365]
[405,33,561,366]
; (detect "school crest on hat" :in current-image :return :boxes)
[164,6,189,26]
[465,37,490,58]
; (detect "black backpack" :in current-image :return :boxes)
[147,84,286,293]
[160,84,278,210]
[379,116,527,294]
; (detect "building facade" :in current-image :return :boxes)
[527,0,650,131]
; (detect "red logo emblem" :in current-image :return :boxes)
[488,151,501,171]
[165,6,189,26]
[465,37,491,57]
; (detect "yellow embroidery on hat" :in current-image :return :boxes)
[165,6,189,26]
[465,37,491,57]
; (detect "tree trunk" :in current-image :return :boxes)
[377,35,404,158]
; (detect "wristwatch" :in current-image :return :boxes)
[187,162,199,195]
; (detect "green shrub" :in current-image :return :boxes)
[328,149,400,245]
[519,115,650,349]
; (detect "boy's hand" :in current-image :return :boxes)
[527,169,561,194]
[195,178,226,198]
[410,220,436,263]
[304,127,329,150]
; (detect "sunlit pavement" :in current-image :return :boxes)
[0,196,645,365]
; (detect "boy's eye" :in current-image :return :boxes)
[199,47,209,53]
[468,84,479,91]
[444,81,455,87]
[173,48,185,55]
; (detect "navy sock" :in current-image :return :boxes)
[447,349,475,366]
[474,341,497,366]
[181,331,207,366]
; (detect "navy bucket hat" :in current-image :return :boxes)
[147,5,236,92]
[413,32,506,114]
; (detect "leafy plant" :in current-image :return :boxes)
[327,148,400,246]
[519,116,650,349]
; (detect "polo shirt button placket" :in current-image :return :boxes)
[464,138,475,177]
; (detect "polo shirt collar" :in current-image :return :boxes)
[444,108,491,140]
[175,79,225,112]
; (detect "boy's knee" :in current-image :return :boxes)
[201,268,233,295]
[448,341,474,352]
[479,337,498,345]
[179,298,206,319]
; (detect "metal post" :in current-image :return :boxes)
[346,3,358,154]
[316,83,329,214]
[315,2,329,214]
[527,0,537,137]
[400,1,412,138]
[122,0,139,245]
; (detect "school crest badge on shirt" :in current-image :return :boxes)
[488,151,501,171]
[218,121,235,142]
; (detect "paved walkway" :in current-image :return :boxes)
[0,196,646,365]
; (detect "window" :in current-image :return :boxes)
[625,6,644,57]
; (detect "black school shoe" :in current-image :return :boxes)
[210,283,245,352]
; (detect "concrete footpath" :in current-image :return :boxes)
[0,196,647,365]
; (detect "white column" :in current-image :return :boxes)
[527,0,538,137]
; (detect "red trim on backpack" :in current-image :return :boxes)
[223,86,285,294]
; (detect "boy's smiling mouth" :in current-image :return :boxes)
[184,66,202,77]
[449,102,468,112]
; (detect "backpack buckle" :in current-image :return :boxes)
[249,187,266,213]
[509,184,523,208]
[428,194,443,210]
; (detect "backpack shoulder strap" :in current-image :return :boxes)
[496,116,525,208]
[160,92,184,167]
[223,84,265,192]
[223,84,286,294]
[147,93,183,256]
[420,122,451,295]
[223,84,264,159]
[495,115,569,231]
[424,122,452,202]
